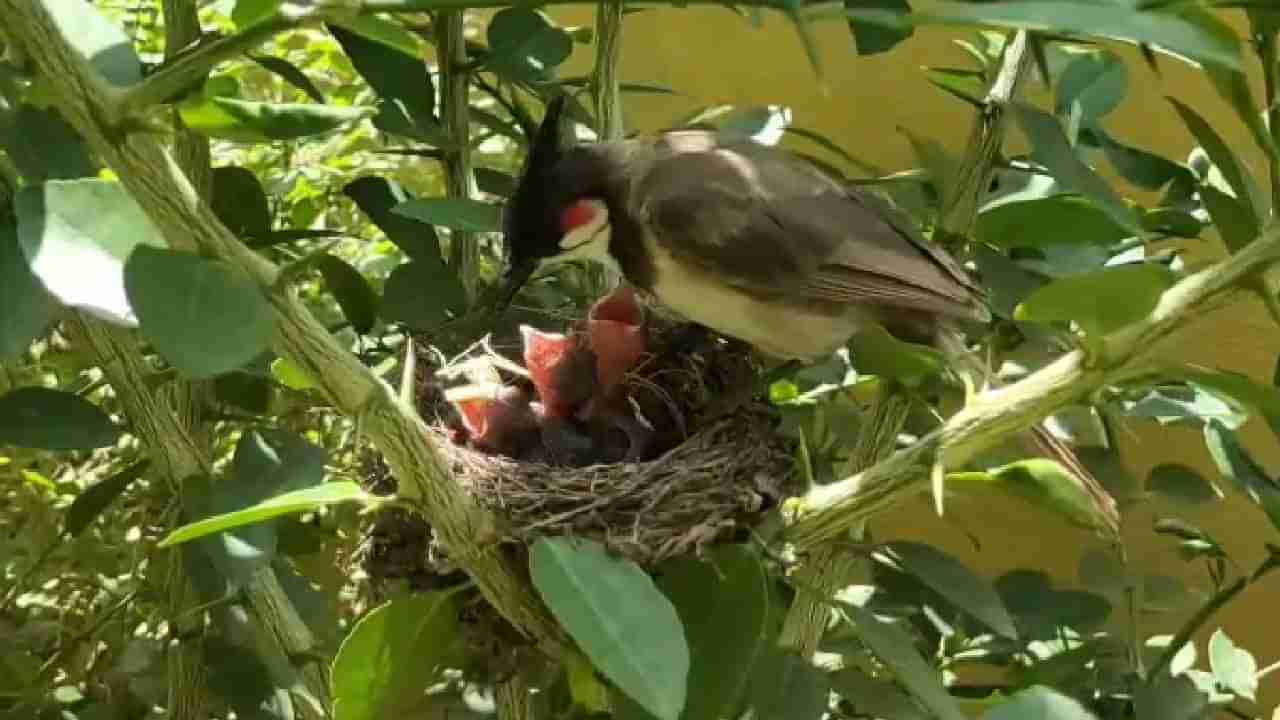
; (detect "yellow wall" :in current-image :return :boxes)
[538,6,1280,709]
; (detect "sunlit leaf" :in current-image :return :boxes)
[392,198,502,233]
[977,195,1131,250]
[1014,263,1176,336]
[839,603,965,720]
[124,246,276,379]
[231,0,281,28]
[0,387,122,451]
[530,537,689,720]
[179,95,375,143]
[949,458,1118,533]
[1208,629,1257,700]
[161,482,370,548]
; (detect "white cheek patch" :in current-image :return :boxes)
[552,199,619,273]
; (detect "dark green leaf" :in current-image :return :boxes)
[0,387,122,450]
[65,459,150,537]
[973,245,1046,319]
[784,126,881,176]
[273,560,338,645]
[848,0,913,56]
[1012,104,1141,233]
[233,428,328,496]
[474,167,517,198]
[1202,421,1280,533]
[178,95,375,143]
[1168,97,1265,226]
[0,222,57,362]
[1208,629,1256,700]
[211,166,272,239]
[343,176,443,264]
[246,229,345,248]
[392,198,502,233]
[995,570,1111,638]
[380,261,468,329]
[1205,62,1278,164]
[484,8,574,83]
[530,537,689,720]
[925,67,986,107]
[882,541,1017,639]
[846,325,945,387]
[1140,207,1204,239]
[124,246,276,379]
[655,545,777,720]
[315,254,378,334]
[977,195,1130,250]
[830,669,928,720]
[231,0,281,28]
[248,55,325,103]
[161,482,369,548]
[1134,673,1208,720]
[840,603,965,720]
[0,105,96,182]
[43,0,143,86]
[981,685,1098,720]
[744,651,830,720]
[331,592,462,720]
[203,637,279,718]
[846,1,1242,70]
[327,23,437,138]
[1198,184,1258,252]
[1084,128,1193,192]
[1013,263,1176,336]
[16,179,168,326]
[1149,463,1221,505]
[1056,50,1127,121]
[214,371,274,414]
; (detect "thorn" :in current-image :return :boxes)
[932,461,946,518]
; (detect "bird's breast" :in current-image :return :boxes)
[642,236,873,361]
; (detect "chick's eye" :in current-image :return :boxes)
[559,200,597,234]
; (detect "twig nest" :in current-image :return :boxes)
[379,285,798,569]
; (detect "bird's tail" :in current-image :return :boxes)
[934,324,1121,537]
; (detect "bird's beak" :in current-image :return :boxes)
[493,260,537,312]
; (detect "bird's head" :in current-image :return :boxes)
[495,95,618,311]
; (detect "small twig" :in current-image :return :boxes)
[1256,656,1280,681]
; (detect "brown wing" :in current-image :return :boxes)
[631,132,991,323]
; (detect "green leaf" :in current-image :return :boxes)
[124,246,276,379]
[846,325,945,387]
[982,685,1098,720]
[977,195,1130,250]
[743,651,830,720]
[840,603,965,720]
[178,95,374,143]
[1198,184,1258,252]
[16,179,168,326]
[995,570,1111,637]
[1056,50,1127,122]
[315,255,378,334]
[0,387,122,451]
[343,177,443,264]
[530,537,690,720]
[214,371,274,414]
[0,222,57,362]
[392,198,502,233]
[231,0,281,28]
[331,592,463,720]
[475,167,518,198]
[924,67,986,107]
[1012,104,1141,234]
[0,104,96,183]
[1140,207,1204,239]
[271,357,317,391]
[327,23,437,139]
[1168,97,1265,227]
[211,166,272,239]
[655,545,777,720]
[846,1,1242,70]
[65,459,150,537]
[1208,629,1257,700]
[1077,548,1124,592]
[830,670,928,720]
[42,0,143,86]
[949,458,1116,532]
[847,0,913,56]
[248,55,325,104]
[972,245,1046,319]
[1134,673,1208,720]
[484,8,574,83]
[1205,61,1278,164]
[1202,421,1280,533]
[1148,463,1221,505]
[1083,128,1193,192]
[202,636,284,719]
[882,541,1017,639]
[1013,263,1176,336]
[234,428,328,496]
[160,481,370,548]
[380,261,468,330]
[331,14,424,58]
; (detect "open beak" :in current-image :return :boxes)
[493,260,536,312]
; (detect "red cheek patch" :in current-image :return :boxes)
[559,200,598,234]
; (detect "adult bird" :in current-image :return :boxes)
[494,95,1119,535]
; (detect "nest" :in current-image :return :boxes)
[359,300,799,583]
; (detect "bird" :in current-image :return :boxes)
[493,94,1119,535]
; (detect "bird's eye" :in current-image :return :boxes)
[559,199,598,234]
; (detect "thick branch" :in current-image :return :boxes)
[3,0,568,656]
[592,0,625,142]
[785,222,1280,548]
[437,11,481,301]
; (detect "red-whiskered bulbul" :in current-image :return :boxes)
[494,95,1119,534]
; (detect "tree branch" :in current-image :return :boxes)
[784,222,1280,548]
[437,11,481,301]
[2,0,569,656]
[592,0,625,143]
